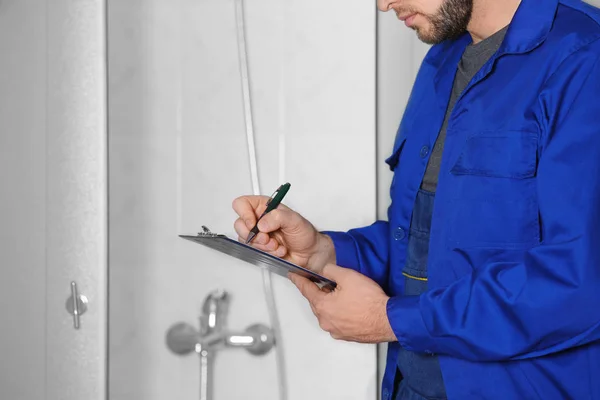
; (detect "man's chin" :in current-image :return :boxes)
[413,28,438,45]
[406,21,436,45]
[413,25,458,45]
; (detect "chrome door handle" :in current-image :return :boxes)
[65,281,88,329]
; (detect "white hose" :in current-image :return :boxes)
[234,1,288,399]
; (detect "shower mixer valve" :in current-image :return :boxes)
[166,290,275,400]
[166,289,275,356]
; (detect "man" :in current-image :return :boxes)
[233,0,600,398]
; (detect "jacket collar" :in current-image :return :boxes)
[428,0,559,67]
[499,0,559,55]
[423,0,559,144]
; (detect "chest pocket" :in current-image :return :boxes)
[447,130,540,248]
[451,131,538,179]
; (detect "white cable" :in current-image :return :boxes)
[234,1,288,399]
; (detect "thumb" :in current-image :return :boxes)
[257,208,303,234]
[320,263,350,282]
[289,273,325,302]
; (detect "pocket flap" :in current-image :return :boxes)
[450,131,538,179]
[385,135,407,171]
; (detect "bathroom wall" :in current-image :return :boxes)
[0,2,48,397]
[108,0,378,399]
[0,0,107,399]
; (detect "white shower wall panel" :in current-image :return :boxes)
[108,0,378,399]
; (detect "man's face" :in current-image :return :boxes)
[377,0,473,44]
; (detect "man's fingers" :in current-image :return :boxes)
[234,218,271,244]
[236,234,288,258]
[232,196,268,228]
[233,195,298,260]
[289,273,326,303]
[273,244,287,258]
[233,218,250,239]
[232,195,293,229]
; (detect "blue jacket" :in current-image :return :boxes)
[326,0,600,398]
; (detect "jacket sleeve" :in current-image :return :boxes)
[386,45,600,362]
[323,221,390,289]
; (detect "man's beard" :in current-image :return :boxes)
[414,0,473,45]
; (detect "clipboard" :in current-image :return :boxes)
[179,226,337,290]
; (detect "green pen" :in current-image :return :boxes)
[246,182,291,244]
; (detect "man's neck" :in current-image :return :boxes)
[468,0,522,43]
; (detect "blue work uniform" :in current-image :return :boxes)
[325,0,600,398]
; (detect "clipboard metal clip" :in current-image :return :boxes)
[198,225,219,237]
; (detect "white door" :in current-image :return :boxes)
[107,0,378,399]
[0,0,107,399]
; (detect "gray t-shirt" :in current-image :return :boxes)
[421,26,509,192]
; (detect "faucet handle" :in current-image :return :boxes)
[201,289,229,334]
[166,322,201,355]
[245,324,275,356]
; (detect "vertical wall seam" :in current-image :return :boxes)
[103,0,110,398]
[44,0,49,397]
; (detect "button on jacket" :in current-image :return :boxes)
[325,0,600,398]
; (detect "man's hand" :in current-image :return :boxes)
[289,264,397,344]
[232,195,335,273]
